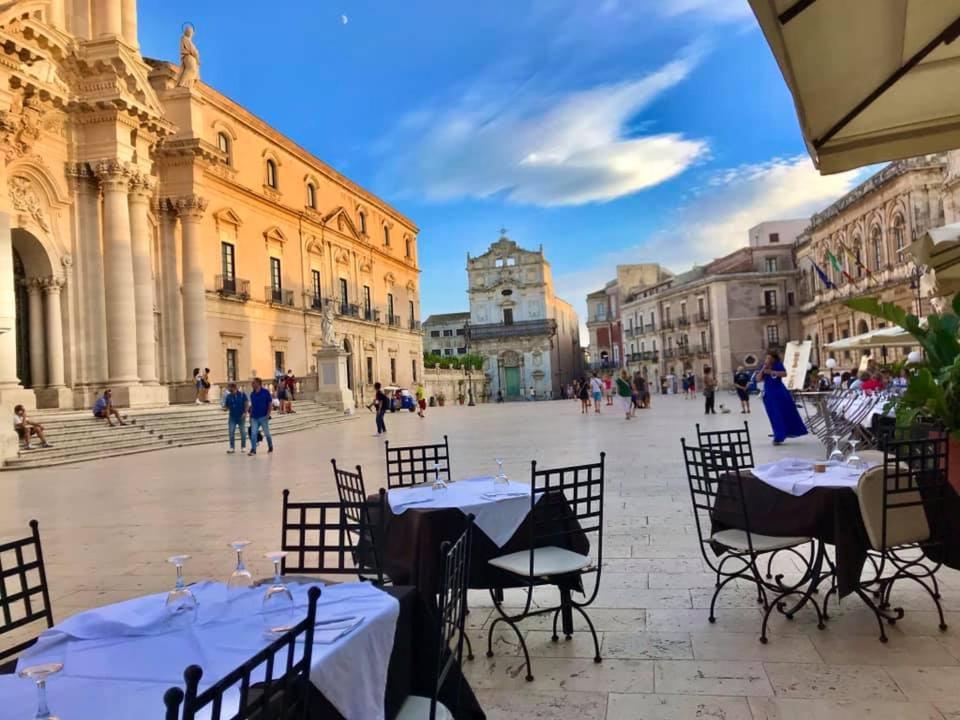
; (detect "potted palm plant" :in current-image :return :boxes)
[846,291,960,490]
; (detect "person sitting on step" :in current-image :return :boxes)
[14,404,51,450]
[92,389,126,427]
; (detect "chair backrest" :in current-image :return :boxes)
[429,516,473,720]
[332,460,367,522]
[681,439,754,561]
[857,431,947,551]
[527,454,605,598]
[281,489,385,584]
[0,519,54,662]
[163,586,321,720]
[385,435,451,488]
[695,421,754,470]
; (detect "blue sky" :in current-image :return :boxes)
[138,0,870,328]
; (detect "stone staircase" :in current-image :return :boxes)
[3,401,357,470]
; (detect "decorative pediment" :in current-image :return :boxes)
[358,258,372,273]
[263,225,286,248]
[405,280,416,293]
[333,247,351,265]
[305,235,323,256]
[322,206,362,241]
[213,207,243,230]
[384,271,396,286]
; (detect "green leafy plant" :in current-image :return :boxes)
[846,291,960,438]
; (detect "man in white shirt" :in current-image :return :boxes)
[589,373,603,414]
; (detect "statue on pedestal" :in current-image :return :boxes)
[321,302,336,347]
[175,24,200,88]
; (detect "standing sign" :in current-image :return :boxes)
[783,340,812,391]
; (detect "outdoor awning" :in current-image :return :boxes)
[910,222,960,284]
[825,326,915,350]
[749,1,960,174]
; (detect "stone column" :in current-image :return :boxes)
[158,201,185,382]
[93,0,122,37]
[128,173,158,384]
[68,164,108,386]
[48,0,66,28]
[42,277,65,388]
[96,160,139,384]
[176,195,208,378]
[120,0,137,46]
[26,279,46,388]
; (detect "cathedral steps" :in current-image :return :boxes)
[4,401,356,470]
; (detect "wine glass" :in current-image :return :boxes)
[227,540,253,590]
[828,434,844,463]
[18,662,63,720]
[494,457,509,486]
[261,551,294,634]
[431,462,447,491]
[846,437,862,468]
[165,555,198,623]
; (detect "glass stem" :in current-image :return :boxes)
[236,551,244,571]
[274,560,282,585]
[36,679,50,717]
[175,564,185,590]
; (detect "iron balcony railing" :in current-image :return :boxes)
[678,316,690,327]
[663,349,676,359]
[266,287,294,306]
[337,302,360,317]
[361,307,379,322]
[468,318,557,341]
[693,312,709,323]
[386,314,402,328]
[215,275,250,301]
[308,294,323,311]
[587,359,621,371]
[410,319,421,331]
[758,305,782,316]
[645,322,656,333]
[662,320,674,330]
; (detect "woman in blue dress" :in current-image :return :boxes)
[759,352,808,445]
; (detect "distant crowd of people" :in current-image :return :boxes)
[806,360,907,395]
[571,370,652,420]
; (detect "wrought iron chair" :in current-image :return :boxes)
[280,489,387,585]
[163,586,321,720]
[695,421,755,469]
[396,516,473,720]
[485,454,605,682]
[0,519,54,669]
[849,429,950,642]
[681,440,820,643]
[385,435,451,488]
[331,460,391,585]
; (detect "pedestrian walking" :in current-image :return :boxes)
[589,372,603,414]
[603,373,614,406]
[222,382,248,453]
[415,381,427,418]
[687,371,696,399]
[371,381,389,435]
[528,386,535,402]
[282,370,297,413]
[734,365,752,414]
[702,367,718,415]
[201,368,212,402]
[193,368,203,404]
[616,370,633,420]
[247,377,274,455]
[578,376,590,414]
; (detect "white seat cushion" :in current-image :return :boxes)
[710,528,810,553]
[488,546,592,578]
[396,694,453,720]
[856,464,930,550]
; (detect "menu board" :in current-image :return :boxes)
[783,340,812,391]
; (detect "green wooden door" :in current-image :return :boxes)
[505,367,521,398]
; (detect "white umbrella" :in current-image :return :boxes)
[910,222,960,285]
[749,1,960,174]
[825,325,916,350]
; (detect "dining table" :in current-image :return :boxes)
[1,580,485,720]
[375,476,590,601]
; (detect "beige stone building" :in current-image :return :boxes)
[621,220,805,389]
[466,235,581,399]
[795,155,948,370]
[0,0,422,432]
[423,312,469,357]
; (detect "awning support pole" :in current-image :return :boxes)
[779,0,817,25]
[815,15,960,150]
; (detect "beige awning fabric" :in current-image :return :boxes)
[825,326,915,350]
[910,222,960,283]
[749,1,960,174]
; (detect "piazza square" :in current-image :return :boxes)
[4,397,960,719]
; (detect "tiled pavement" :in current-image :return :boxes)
[2,395,960,718]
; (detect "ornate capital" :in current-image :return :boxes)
[175,194,208,220]
[128,171,157,201]
[65,162,98,194]
[41,276,65,294]
[20,277,43,293]
[94,160,133,192]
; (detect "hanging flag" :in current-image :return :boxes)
[826,250,843,275]
[834,245,857,283]
[811,260,835,290]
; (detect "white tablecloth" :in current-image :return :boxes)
[13,580,399,720]
[388,475,536,546]
[752,457,877,497]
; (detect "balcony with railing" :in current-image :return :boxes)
[758,304,782,316]
[409,319,422,332]
[693,311,709,324]
[663,348,676,359]
[307,294,323,312]
[361,307,380,322]
[694,344,712,355]
[677,316,690,327]
[337,302,360,318]
[645,322,656,333]
[266,287,294,306]
[662,320,674,330]
[677,344,692,358]
[468,318,557,341]
[215,275,250,301]
[386,313,402,328]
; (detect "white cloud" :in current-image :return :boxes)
[378,53,708,207]
[658,0,755,22]
[554,155,870,338]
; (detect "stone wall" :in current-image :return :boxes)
[421,367,488,405]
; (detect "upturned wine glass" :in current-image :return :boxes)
[431,462,447,491]
[227,540,253,590]
[828,434,844,462]
[846,437,862,468]
[261,551,294,634]
[18,662,63,720]
[165,555,198,623]
[494,457,509,486]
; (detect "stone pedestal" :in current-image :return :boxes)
[109,384,170,409]
[313,347,354,411]
[35,386,74,409]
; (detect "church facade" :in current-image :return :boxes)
[0,0,423,440]
[466,235,581,400]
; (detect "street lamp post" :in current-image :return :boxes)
[908,264,927,317]
[465,319,475,406]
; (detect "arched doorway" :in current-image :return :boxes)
[857,319,869,335]
[342,338,354,390]
[502,350,521,398]
[13,248,28,387]
[11,228,55,390]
